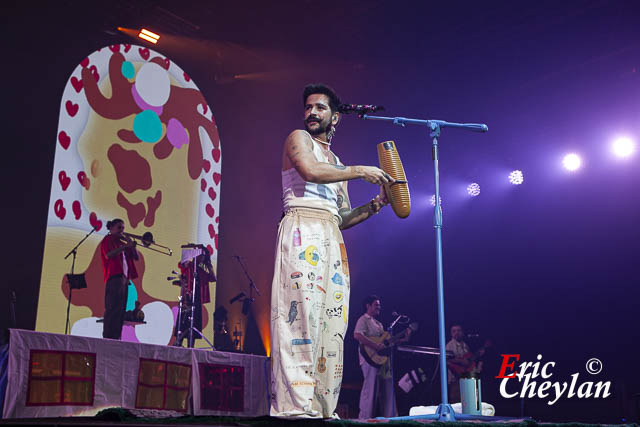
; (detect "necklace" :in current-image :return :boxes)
[312,136,331,147]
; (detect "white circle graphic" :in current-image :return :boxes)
[135,62,171,107]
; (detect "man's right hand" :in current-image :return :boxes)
[122,234,136,248]
[357,166,394,185]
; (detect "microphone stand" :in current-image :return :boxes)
[387,313,405,418]
[361,114,488,421]
[63,227,97,335]
[233,256,261,314]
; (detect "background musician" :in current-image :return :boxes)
[100,219,138,340]
[354,295,411,418]
[446,324,485,403]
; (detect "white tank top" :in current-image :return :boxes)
[282,131,343,220]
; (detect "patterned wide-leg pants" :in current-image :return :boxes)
[270,207,350,418]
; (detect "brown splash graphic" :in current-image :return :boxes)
[107,144,152,193]
[117,191,146,228]
[143,190,162,228]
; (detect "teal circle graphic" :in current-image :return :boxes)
[133,110,163,143]
[126,281,138,311]
[121,61,135,79]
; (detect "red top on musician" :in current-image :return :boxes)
[100,219,139,340]
[100,219,139,282]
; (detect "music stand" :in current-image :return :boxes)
[64,273,87,335]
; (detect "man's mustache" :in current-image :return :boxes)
[306,117,320,124]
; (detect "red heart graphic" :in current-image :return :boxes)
[200,179,207,192]
[89,212,102,231]
[80,57,89,68]
[109,44,120,52]
[215,216,219,224]
[58,171,70,191]
[205,204,215,218]
[207,244,214,256]
[202,159,211,173]
[208,187,217,201]
[139,48,150,60]
[58,131,71,149]
[215,234,218,250]
[211,148,221,163]
[77,171,90,190]
[65,100,79,117]
[72,200,82,220]
[202,103,208,115]
[71,76,83,93]
[123,44,131,53]
[212,172,221,185]
[162,58,170,70]
[89,65,99,82]
[184,72,190,82]
[54,199,66,220]
[208,224,215,238]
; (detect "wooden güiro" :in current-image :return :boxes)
[377,141,411,218]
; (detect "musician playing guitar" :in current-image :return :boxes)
[445,324,487,403]
[353,295,412,419]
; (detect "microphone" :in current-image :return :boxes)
[466,333,480,338]
[339,104,384,115]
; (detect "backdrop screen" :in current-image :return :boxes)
[37,44,222,345]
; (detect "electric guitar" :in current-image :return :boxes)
[447,340,492,376]
[359,322,418,368]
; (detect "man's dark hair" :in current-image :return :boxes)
[106,218,124,230]
[302,83,341,114]
[363,294,380,312]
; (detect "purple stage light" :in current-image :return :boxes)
[563,153,582,171]
[612,137,635,158]
[429,195,442,206]
[508,170,524,185]
[467,183,481,196]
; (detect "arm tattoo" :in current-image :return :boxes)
[332,164,346,170]
[337,195,344,208]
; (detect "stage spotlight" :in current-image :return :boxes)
[429,195,442,206]
[138,28,160,44]
[562,153,582,171]
[612,137,635,158]
[508,170,524,185]
[467,183,481,196]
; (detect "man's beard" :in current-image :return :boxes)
[305,117,330,136]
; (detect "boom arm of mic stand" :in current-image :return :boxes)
[234,256,261,296]
[361,114,488,133]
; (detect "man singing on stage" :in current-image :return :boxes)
[270,83,393,418]
[100,219,138,340]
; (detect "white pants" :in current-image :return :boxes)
[270,207,350,418]
[359,361,395,419]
